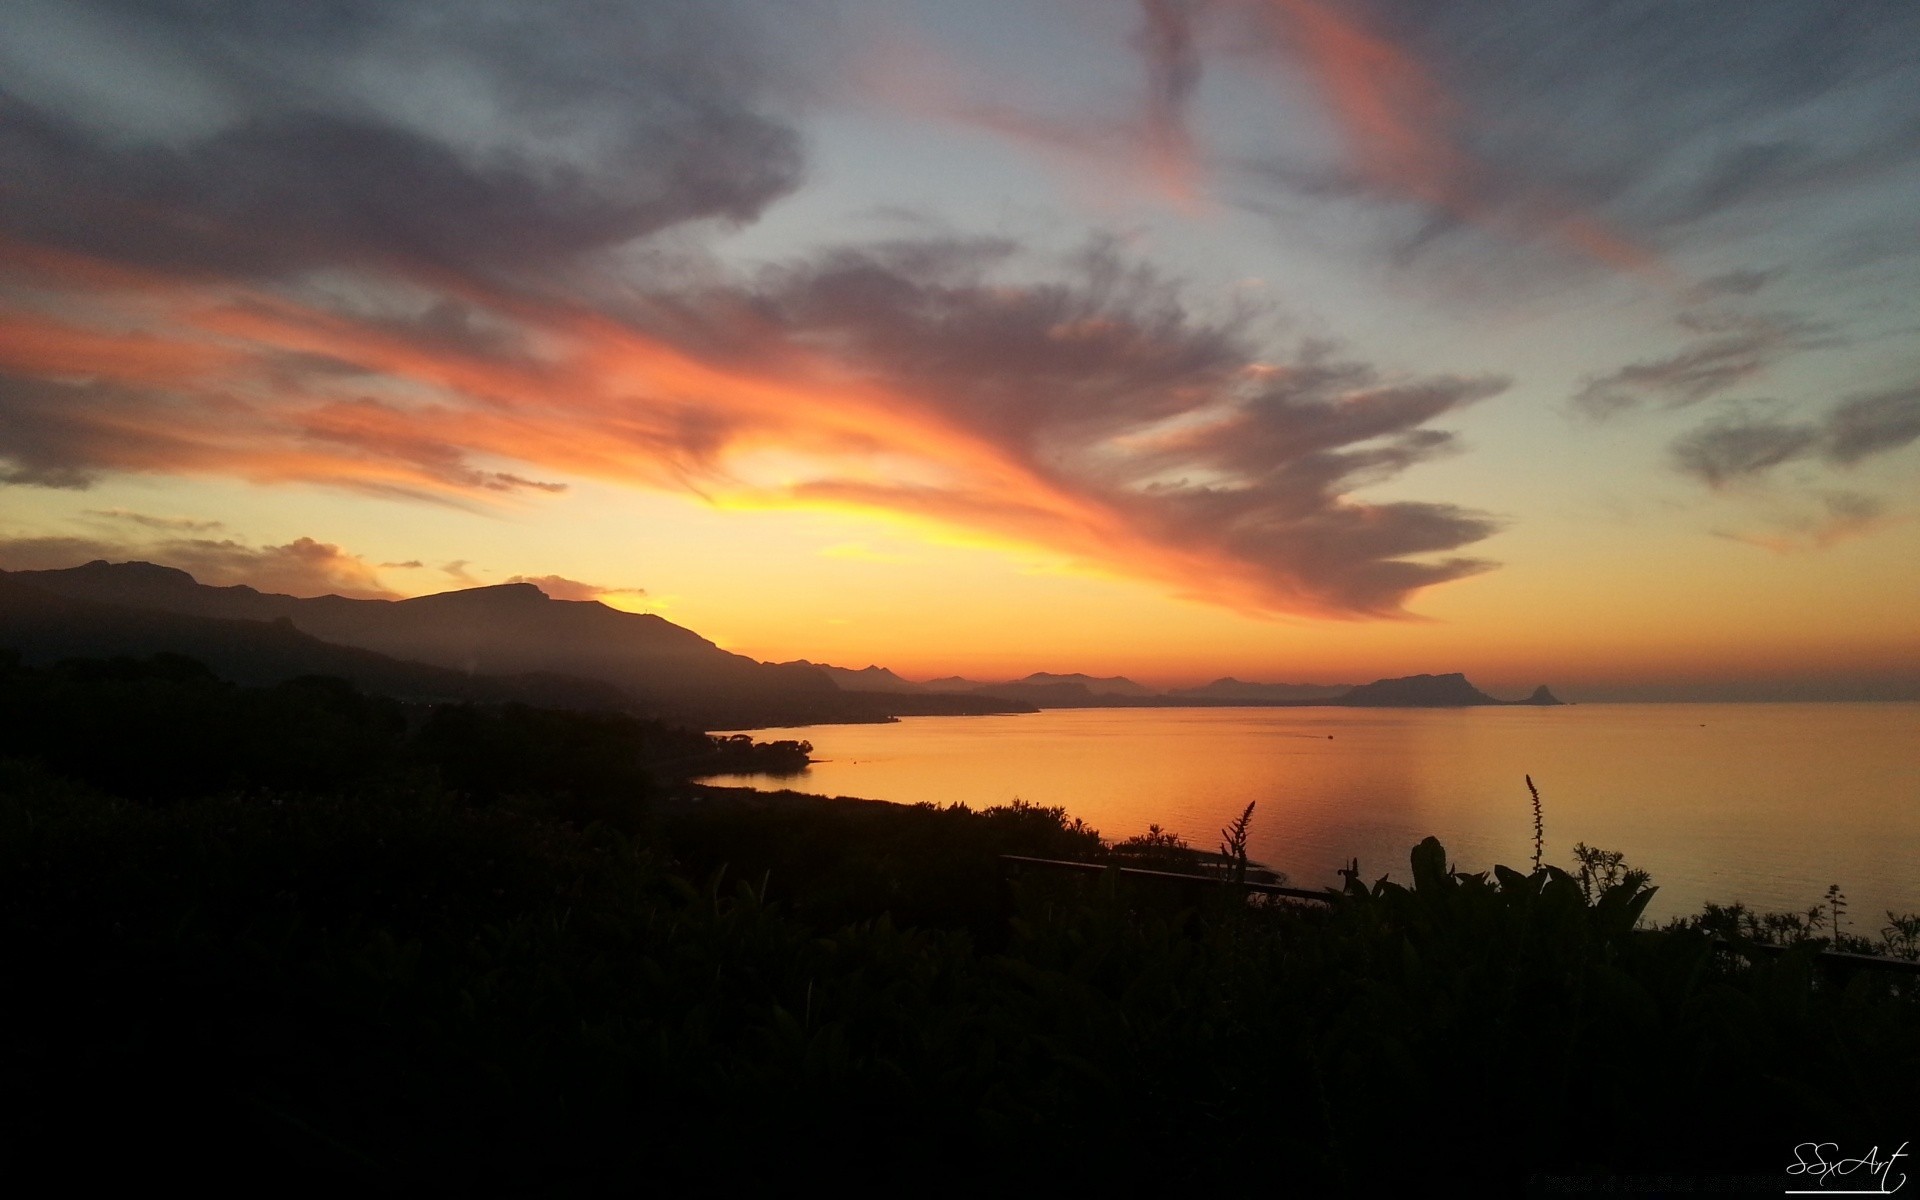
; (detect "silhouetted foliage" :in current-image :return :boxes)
[0,653,813,818]
[2,653,1916,1190]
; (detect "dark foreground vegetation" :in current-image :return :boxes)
[2,654,1915,1192]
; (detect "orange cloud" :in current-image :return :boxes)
[0,234,1503,618]
[504,574,648,603]
[0,312,239,385]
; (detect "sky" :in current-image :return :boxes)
[1,0,1917,700]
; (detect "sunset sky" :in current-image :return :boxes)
[2,0,1917,700]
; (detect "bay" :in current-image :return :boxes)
[701,703,1920,923]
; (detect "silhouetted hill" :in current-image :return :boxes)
[0,574,630,709]
[1016,672,1155,697]
[971,680,1113,707]
[1334,673,1501,707]
[783,661,925,694]
[7,562,1031,728]
[1169,677,1353,702]
[909,675,982,692]
[31,564,805,688]
[870,667,1559,711]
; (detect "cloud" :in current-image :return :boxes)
[158,536,399,598]
[0,5,1510,621]
[0,0,806,285]
[1135,0,1207,205]
[0,225,1510,616]
[1227,1,1920,282]
[1234,0,1663,276]
[717,244,1508,615]
[1572,313,1833,418]
[1670,413,1821,488]
[853,2,1215,210]
[504,574,648,603]
[1716,491,1892,554]
[1669,383,1920,489]
[1825,386,1920,465]
[0,531,397,598]
[1693,267,1783,299]
[0,535,132,573]
[82,509,225,534]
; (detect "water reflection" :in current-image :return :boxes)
[702,703,1920,921]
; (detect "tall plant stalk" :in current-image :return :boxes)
[1526,774,1544,873]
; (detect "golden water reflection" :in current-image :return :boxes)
[704,703,1920,922]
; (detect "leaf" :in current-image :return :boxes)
[1622,885,1658,931]
[1493,864,1532,895]
[1410,837,1449,895]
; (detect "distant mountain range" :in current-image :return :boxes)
[0,560,1563,727]
[800,665,1557,709]
[0,562,1027,728]
[1170,678,1353,702]
[0,572,633,711]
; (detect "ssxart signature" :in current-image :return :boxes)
[1787,1142,1909,1195]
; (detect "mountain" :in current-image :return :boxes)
[916,676,991,693]
[7,562,1027,728]
[15,561,817,708]
[969,680,1117,707]
[1333,673,1502,707]
[782,661,925,694]
[1169,677,1353,702]
[0,573,629,709]
[4,562,1561,721]
[1014,672,1156,697]
[1518,685,1564,706]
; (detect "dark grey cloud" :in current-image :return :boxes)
[1236,1,1920,270]
[1671,413,1820,487]
[1135,0,1202,169]
[0,374,179,488]
[1573,313,1833,418]
[1669,382,1920,487]
[83,509,225,534]
[1173,354,1506,479]
[0,0,807,284]
[1826,386,1920,465]
[751,238,1251,449]
[1381,1,1920,220]
[1694,267,1783,298]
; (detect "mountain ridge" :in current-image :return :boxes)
[4,562,1029,728]
[4,561,1567,719]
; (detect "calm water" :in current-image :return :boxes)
[702,703,1920,923]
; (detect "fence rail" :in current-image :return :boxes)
[998,853,1334,903]
[999,854,1920,977]
[1710,938,1920,977]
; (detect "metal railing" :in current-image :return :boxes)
[1710,937,1920,977]
[1000,854,1920,977]
[999,853,1333,902]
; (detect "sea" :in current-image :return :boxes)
[699,703,1920,924]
